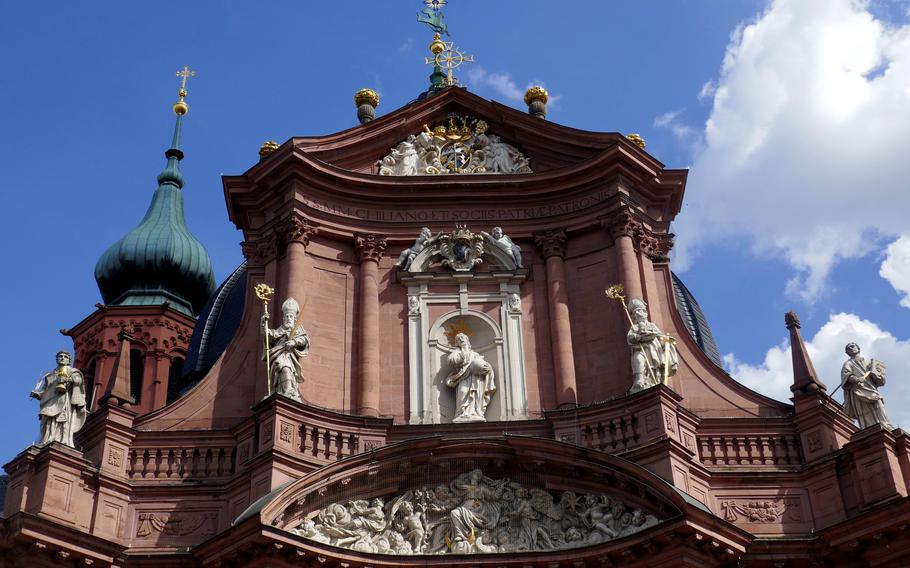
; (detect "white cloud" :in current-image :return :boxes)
[398,38,414,54]
[653,109,701,150]
[697,80,716,102]
[674,0,910,302]
[725,312,910,427]
[466,67,561,109]
[881,234,910,307]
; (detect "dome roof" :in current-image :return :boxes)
[671,272,722,367]
[94,119,216,317]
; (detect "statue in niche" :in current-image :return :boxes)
[261,297,309,401]
[626,298,678,393]
[445,333,496,422]
[30,350,88,448]
[482,226,523,268]
[841,342,893,429]
[396,227,434,271]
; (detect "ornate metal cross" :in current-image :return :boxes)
[176,65,196,96]
[425,41,474,87]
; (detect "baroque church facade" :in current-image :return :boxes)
[4,43,910,568]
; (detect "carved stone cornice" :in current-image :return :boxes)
[354,233,387,263]
[601,207,641,240]
[278,215,318,248]
[533,229,567,259]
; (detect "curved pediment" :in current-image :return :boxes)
[256,437,703,559]
[260,87,662,176]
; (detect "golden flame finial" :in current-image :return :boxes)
[524,86,549,106]
[259,140,280,158]
[626,133,646,149]
[354,88,379,108]
[172,65,196,116]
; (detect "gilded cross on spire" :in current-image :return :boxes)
[173,66,195,116]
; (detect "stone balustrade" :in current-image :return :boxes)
[697,432,802,467]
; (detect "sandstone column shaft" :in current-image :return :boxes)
[355,234,386,416]
[534,230,577,407]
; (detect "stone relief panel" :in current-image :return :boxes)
[285,469,660,555]
[378,115,531,176]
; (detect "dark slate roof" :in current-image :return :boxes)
[671,272,723,367]
[172,262,247,399]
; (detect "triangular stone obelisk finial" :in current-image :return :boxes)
[99,329,137,408]
[786,311,827,396]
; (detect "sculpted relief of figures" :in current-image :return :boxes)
[379,116,532,176]
[397,226,524,273]
[30,350,88,448]
[288,469,660,555]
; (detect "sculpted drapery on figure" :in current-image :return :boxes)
[287,469,661,555]
[445,333,496,422]
[30,351,87,448]
[396,227,434,271]
[261,297,309,402]
[841,342,893,430]
[482,227,523,268]
[626,298,678,393]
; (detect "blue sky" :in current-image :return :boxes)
[2,1,910,463]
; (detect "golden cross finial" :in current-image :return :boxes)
[425,40,474,87]
[172,66,195,116]
[176,65,196,98]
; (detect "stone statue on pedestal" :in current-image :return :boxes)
[30,350,87,448]
[445,333,496,422]
[626,299,678,393]
[482,227,523,268]
[261,297,309,402]
[841,342,893,430]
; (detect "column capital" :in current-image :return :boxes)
[241,233,279,265]
[639,231,675,262]
[533,229,567,259]
[278,214,318,248]
[600,207,641,240]
[354,233,388,263]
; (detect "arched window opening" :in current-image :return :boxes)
[166,356,186,404]
[129,349,144,404]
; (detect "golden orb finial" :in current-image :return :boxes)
[524,86,549,106]
[259,140,280,158]
[429,32,445,56]
[626,133,646,149]
[354,88,380,108]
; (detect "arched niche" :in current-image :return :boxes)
[428,311,502,423]
[406,302,527,424]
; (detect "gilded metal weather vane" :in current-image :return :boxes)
[417,0,449,35]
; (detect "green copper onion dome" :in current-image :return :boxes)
[94,98,216,317]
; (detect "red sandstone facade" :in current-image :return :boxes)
[4,88,910,567]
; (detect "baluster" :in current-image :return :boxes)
[322,430,331,459]
[126,449,136,477]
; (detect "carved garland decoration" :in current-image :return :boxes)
[285,469,661,556]
[379,115,532,176]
